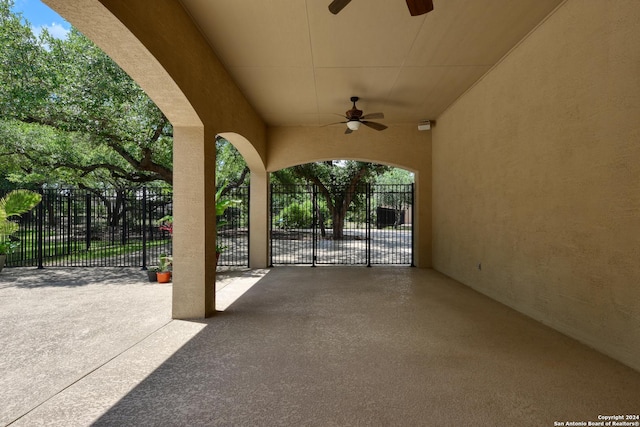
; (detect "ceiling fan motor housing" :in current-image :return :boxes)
[346,108,363,119]
[347,96,363,119]
[332,96,386,133]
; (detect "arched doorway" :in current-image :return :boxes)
[270,160,414,266]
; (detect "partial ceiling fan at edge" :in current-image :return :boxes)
[328,0,434,16]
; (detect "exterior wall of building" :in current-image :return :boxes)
[432,0,640,370]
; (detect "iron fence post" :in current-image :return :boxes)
[66,192,72,256]
[37,188,44,269]
[121,191,127,246]
[367,183,372,267]
[269,183,274,267]
[411,183,415,267]
[85,193,91,250]
[246,185,251,268]
[141,187,147,270]
[312,184,317,267]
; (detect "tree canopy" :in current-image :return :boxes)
[278,161,391,239]
[216,136,249,191]
[0,0,172,189]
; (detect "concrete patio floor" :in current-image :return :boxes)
[1,267,638,426]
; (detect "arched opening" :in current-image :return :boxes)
[217,132,269,269]
[269,160,415,266]
[214,134,269,268]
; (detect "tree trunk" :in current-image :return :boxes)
[311,188,327,238]
[317,207,326,238]
[395,207,402,228]
[332,209,346,240]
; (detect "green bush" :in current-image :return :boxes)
[279,201,312,228]
[278,200,331,229]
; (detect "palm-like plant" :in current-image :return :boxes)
[0,190,42,255]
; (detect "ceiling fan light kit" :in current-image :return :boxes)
[347,121,361,131]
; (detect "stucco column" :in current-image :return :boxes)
[249,170,269,268]
[172,126,217,319]
[414,172,432,268]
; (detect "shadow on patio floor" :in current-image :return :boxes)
[5,267,639,426]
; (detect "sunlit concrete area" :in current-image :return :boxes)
[0,267,263,426]
[1,267,638,426]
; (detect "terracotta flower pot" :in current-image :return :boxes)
[157,271,171,283]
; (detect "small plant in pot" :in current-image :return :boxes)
[156,253,172,283]
[146,266,159,282]
[0,190,42,273]
[147,216,173,282]
[215,242,227,264]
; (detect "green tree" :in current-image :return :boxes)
[375,167,414,185]
[374,168,414,228]
[283,161,389,239]
[216,136,249,191]
[0,0,173,187]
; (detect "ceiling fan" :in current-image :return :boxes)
[330,97,387,134]
[329,0,434,16]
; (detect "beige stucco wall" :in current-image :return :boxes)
[432,0,640,371]
[267,125,432,267]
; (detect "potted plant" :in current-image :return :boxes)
[145,216,173,282]
[156,253,172,283]
[0,190,42,272]
[147,266,159,282]
[215,242,228,264]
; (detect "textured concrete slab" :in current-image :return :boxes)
[5,267,639,426]
[0,268,172,426]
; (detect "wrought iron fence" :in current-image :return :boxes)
[217,185,249,267]
[1,186,249,268]
[270,183,413,266]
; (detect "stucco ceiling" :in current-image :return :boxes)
[179,0,564,127]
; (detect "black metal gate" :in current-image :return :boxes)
[217,185,249,267]
[270,184,413,266]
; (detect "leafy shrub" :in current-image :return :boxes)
[279,201,312,228]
